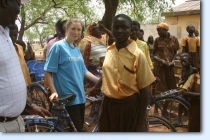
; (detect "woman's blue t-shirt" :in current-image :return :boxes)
[44,39,88,106]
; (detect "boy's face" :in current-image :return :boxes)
[9,29,18,43]
[92,25,102,38]
[138,32,144,40]
[130,25,139,41]
[157,28,167,38]
[180,56,190,68]
[194,31,199,37]
[148,37,153,42]
[111,17,131,42]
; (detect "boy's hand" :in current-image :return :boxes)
[26,104,52,118]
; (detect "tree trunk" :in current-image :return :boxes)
[101,0,119,30]
[18,7,26,41]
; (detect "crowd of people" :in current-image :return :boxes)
[0,0,200,132]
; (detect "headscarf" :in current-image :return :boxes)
[84,22,98,36]
[157,22,169,31]
[81,22,106,46]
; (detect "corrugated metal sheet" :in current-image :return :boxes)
[162,0,200,16]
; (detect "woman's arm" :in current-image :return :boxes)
[152,39,168,66]
[86,77,102,96]
[85,71,99,84]
[45,71,58,102]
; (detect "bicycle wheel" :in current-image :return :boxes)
[148,115,177,132]
[27,83,50,110]
[92,124,99,132]
[84,100,100,125]
[84,100,101,132]
[148,96,190,132]
[25,119,64,132]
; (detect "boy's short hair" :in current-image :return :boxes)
[186,24,195,32]
[132,21,140,30]
[180,53,192,62]
[112,14,132,28]
[139,29,144,34]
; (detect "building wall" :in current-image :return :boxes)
[164,14,200,53]
[140,24,158,42]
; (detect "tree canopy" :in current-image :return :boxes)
[18,0,175,43]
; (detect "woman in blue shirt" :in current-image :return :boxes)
[44,17,99,132]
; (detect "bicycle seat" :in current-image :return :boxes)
[56,93,76,104]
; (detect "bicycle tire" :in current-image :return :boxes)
[148,96,190,132]
[25,119,64,132]
[27,83,50,110]
[84,100,101,132]
[84,100,100,125]
[148,115,177,132]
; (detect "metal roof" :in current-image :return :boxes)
[162,0,200,16]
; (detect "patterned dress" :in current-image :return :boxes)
[78,35,107,87]
[153,33,179,93]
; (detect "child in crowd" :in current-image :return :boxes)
[130,21,153,69]
[178,53,198,86]
[98,14,155,132]
[182,61,200,132]
[178,53,197,119]
[147,35,154,59]
[181,25,200,70]
[138,29,145,41]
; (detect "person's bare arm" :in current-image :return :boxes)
[152,39,168,66]
[86,77,102,96]
[183,90,200,98]
[85,71,99,84]
[153,50,168,66]
[26,97,52,118]
[197,46,200,57]
[138,87,149,131]
[45,71,58,102]
[99,23,114,45]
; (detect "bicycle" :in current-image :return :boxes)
[84,94,176,132]
[84,93,103,131]
[24,93,79,132]
[27,81,50,111]
[148,80,190,132]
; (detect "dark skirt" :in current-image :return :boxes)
[98,93,147,132]
[188,99,200,132]
[153,65,177,93]
[189,52,200,70]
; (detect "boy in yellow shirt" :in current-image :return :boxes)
[130,21,153,69]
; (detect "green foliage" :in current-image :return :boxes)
[117,0,175,23]
[19,0,100,40]
[20,0,175,41]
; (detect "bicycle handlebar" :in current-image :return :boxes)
[86,95,103,102]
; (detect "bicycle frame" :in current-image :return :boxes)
[148,89,183,119]
[51,102,78,132]
[24,94,78,132]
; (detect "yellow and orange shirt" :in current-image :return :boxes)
[182,73,200,93]
[102,40,155,99]
[181,36,200,52]
[16,43,31,86]
[135,39,153,69]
